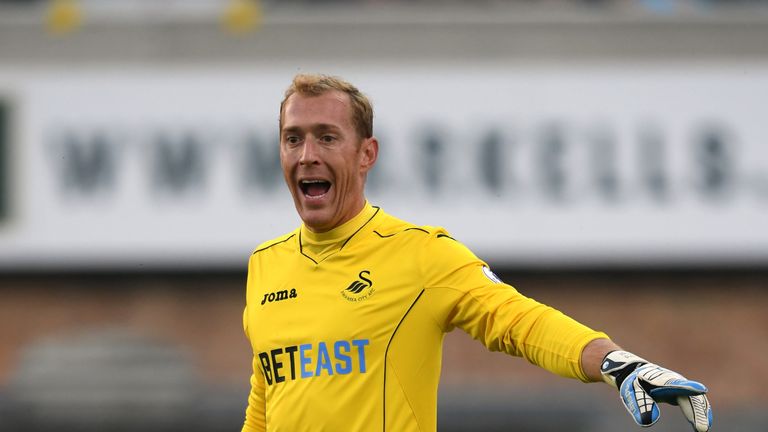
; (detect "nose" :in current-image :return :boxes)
[299,138,320,165]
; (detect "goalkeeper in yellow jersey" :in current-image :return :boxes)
[240,74,712,432]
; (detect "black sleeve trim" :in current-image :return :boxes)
[252,234,296,255]
[374,227,429,238]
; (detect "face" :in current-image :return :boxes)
[280,90,378,233]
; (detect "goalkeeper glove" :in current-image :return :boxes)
[600,350,712,432]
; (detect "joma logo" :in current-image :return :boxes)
[261,288,298,305]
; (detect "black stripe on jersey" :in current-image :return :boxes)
[252,234,296,255]
[373,227,429,238]
[382,288,425,432]
[297,231,319,265]
[340,206,381,250]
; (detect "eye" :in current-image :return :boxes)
[319,134,337,143]
[284,135,301,146]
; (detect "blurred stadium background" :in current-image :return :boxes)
[1,0,767,431]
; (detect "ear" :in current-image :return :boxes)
[360,136,379,173]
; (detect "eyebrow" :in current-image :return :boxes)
[281,123,343,134]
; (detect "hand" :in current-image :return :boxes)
[600,350,712,432]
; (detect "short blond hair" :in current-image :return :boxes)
[279,73,374,139]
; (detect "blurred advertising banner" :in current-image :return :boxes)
[0,65,767,270]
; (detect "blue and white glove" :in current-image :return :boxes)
[600,350,712,431]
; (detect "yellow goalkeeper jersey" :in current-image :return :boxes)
[242,202,608,432]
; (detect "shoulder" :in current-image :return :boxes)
[370,209,447,239]
[372,210,465,250]
[251,229,299,255]
[374,213,486,282]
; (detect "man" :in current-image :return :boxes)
[241,74,712,431]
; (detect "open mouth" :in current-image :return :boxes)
[299,179,332,198]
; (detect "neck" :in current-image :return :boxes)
[300,202,376,262]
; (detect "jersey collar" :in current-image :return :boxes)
[299,201,379,263]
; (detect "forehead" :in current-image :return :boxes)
[282,90,354,130]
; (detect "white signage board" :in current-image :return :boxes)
[0,65,767,269]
